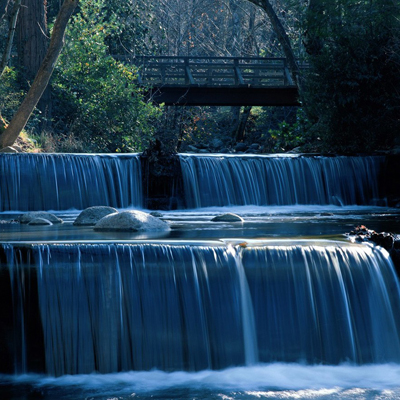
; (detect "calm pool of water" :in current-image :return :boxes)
[1,205,400,243]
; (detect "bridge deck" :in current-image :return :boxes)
[121,56,300,106]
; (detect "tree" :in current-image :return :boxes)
[0,0,78,149]
[0,0,10,21]
[0,0,21,77]
[51,0,160,152]
[303,0,400,153]
[245,0,300,86]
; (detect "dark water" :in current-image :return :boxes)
[2,205,400,242]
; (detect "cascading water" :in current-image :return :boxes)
[2,242,400,377]
[0,153,142,211]
[1,152,400,399]
[179,154,384,207]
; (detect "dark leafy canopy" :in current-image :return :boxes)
[303,0,400,153]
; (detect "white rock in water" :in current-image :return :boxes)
[19,212,63,224]
[94,210,170,232]
[28,218,53,226]
[211,213,244,222]
[74,206,118,226]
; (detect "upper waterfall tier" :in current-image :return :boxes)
[0,153,142,211]
[179,154,384,208]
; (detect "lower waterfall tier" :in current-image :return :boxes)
[1,242,400,376]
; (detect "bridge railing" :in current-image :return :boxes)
[118,56,294,88]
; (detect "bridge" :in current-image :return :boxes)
[121,56,300,107]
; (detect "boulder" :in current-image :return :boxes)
[0,146,19,153]
[211,213,244,222]
[19,212,63,224]
[211,138,224,150]
[94,210,170,232]
[28,218,53,226]
[74,206,118,226]
[235,143,248,152]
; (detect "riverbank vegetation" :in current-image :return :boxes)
[0,0,399,154]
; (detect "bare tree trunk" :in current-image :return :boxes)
[17,0,48,80]
[0,0,10,21]
[0,0,22,77]
[246,0,300,86]
[17,0,53,125]
[235,106,252,142]
[0,0,78,149]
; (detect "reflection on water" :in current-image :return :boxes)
[1,205,400,243]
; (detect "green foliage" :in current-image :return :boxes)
[261,108,314,152]
[52,0,161,152]
[303,0,400,153]
[0,67,24,122]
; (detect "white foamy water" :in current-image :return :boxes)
[3,363,400,399]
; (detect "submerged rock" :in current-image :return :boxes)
[19,212,63,224]
[211,213,244,222]
[28,218,53,226]
[94,210,170,232]
[150,211,164,218]
[74,206,118,226]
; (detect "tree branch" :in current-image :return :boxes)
[245,0,300,86]
[0,0,79,148]
[0,0,22,77]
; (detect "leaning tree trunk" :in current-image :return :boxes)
[0,0,22,77]
[0,0,79,149]
[246,0,300,87]
[0,0,10,21]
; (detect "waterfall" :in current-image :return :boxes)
[179,154,384,207]
[2,242,400,376]
[0,153,142,211]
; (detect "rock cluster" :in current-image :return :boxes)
[349,225,398,250]
[349,225,400,273]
